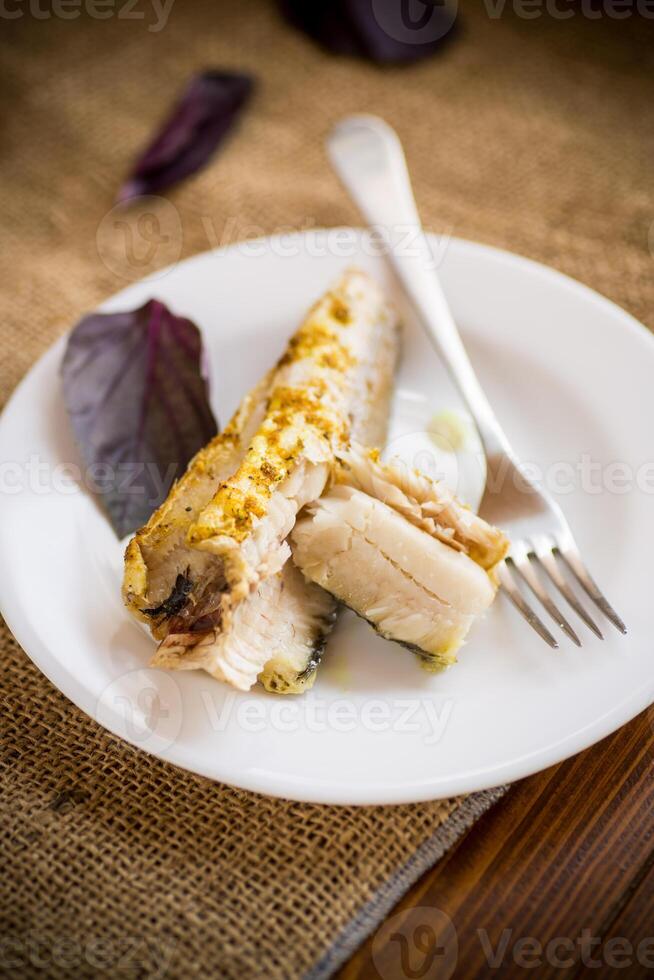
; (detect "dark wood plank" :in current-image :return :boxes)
[338,709,654,980]
[594,847,654,979]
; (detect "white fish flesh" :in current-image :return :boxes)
[291,450,508,669]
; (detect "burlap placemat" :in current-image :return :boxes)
[1,3,652,977]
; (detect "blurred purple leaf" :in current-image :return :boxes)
[278,0,458,63]
[118,71,254,203]
[61,300,218,538]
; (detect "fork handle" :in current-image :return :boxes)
[327,115,514,462]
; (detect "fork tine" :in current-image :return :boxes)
[535,546,603,640]
[497,562,559,649]
[511,554,581,647]
[557,544,627,635]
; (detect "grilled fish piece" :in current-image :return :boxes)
[291,452,508,669]
[123,369,274,637]
[126,377,336,693]
[154,560,338,692]
[186,270,399,603]
[336,445,508,570]
[124,270,400,691]
[122,365,331,689]
[256,561,339,694]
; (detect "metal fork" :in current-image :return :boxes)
[327,115,625,647]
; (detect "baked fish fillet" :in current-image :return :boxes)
[185,269,398,598]
[123,368,274,637]
[335,445,508,571]
[291,449,508,669]
[154,560,339,693]
[123,270,400,691]
[256,291,399,694]
[124,370,339,694]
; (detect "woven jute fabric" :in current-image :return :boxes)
[1,3,652,978]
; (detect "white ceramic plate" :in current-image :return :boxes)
[1,231,653,805]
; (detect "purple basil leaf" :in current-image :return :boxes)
[278,0,458,64]
[117,71,254,203]
[61,300,218,538]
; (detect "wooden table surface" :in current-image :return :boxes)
[338,708,654,979]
